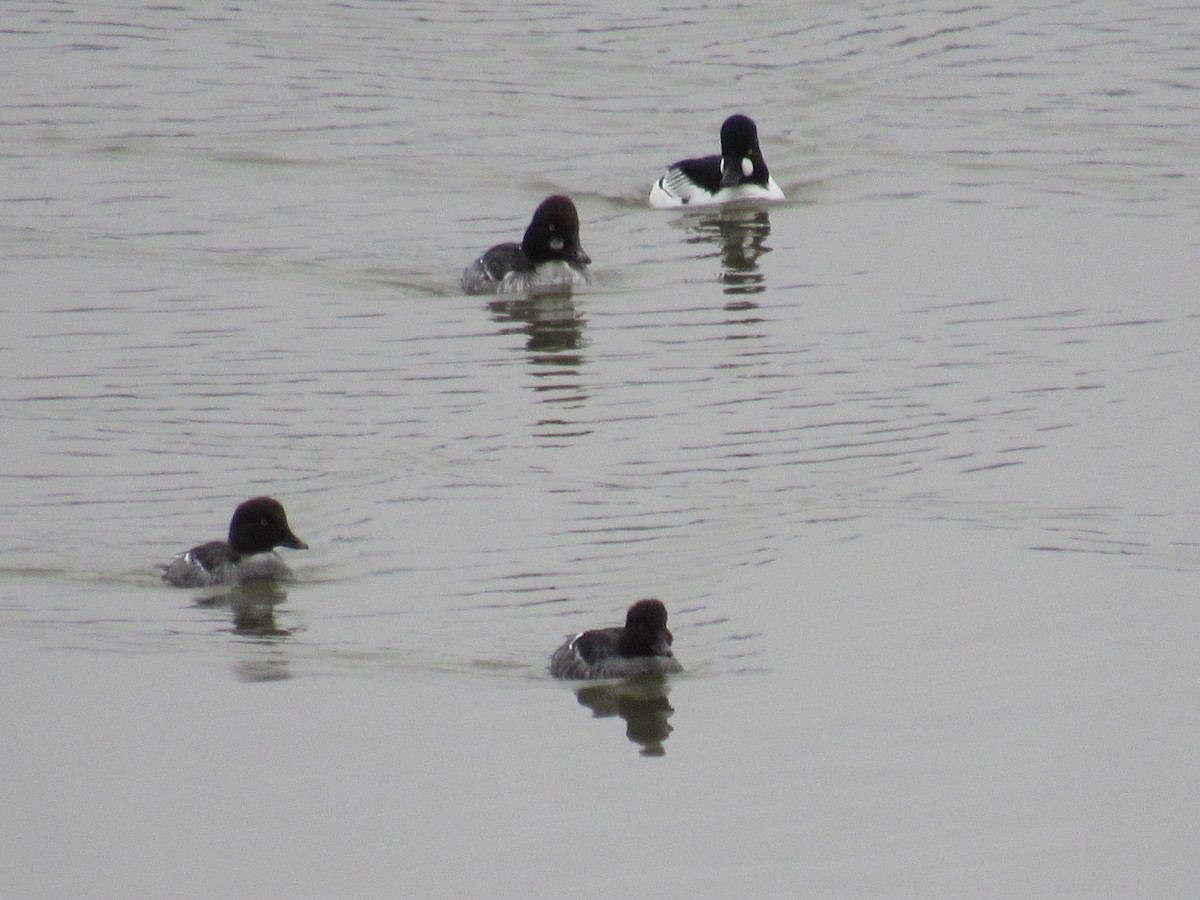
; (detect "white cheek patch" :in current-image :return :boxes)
[549,236,564,251]
[741,157,754,177]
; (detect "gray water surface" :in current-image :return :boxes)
[3,2,1199,897]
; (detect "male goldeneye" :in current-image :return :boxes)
[162,496,308,588]
[648,114,785,208]
[550,598,684,680]
[461,195,591,295]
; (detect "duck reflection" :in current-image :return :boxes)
[488,293,584,360]
[230,582,293,638]
[488,294,590,437]
[683,207,773,299]
[572,675,676,757]
[232,648,291,683]
[192,581,294,682]
[194,580,293,639]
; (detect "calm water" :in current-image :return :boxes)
[3,1,1199,896]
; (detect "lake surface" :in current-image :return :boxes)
[3,1,1199,896]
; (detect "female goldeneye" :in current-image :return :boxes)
[461,195,591,295]
[550,598,684,680]
[162,496,308,588]
[649,114,785,208]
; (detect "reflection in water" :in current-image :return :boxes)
[194,579,293,638]
[573,675,676,757]
[489,293,590,439]
[684,208,773,299]
[192,581,294,681]
[488,293,584,359]
[231,592,291,639]
[230,582,293,683]
[232,649,292,684]
[229,583,292,640]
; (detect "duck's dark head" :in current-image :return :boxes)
[228,496,307,556]
[619,598,675,658]
[718,114,770,189]
[522,195,591,267]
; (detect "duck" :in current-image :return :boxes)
[461,195,591,294]
[550,598,684,680]
[162,496,307,588]
[649,114,785,208]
